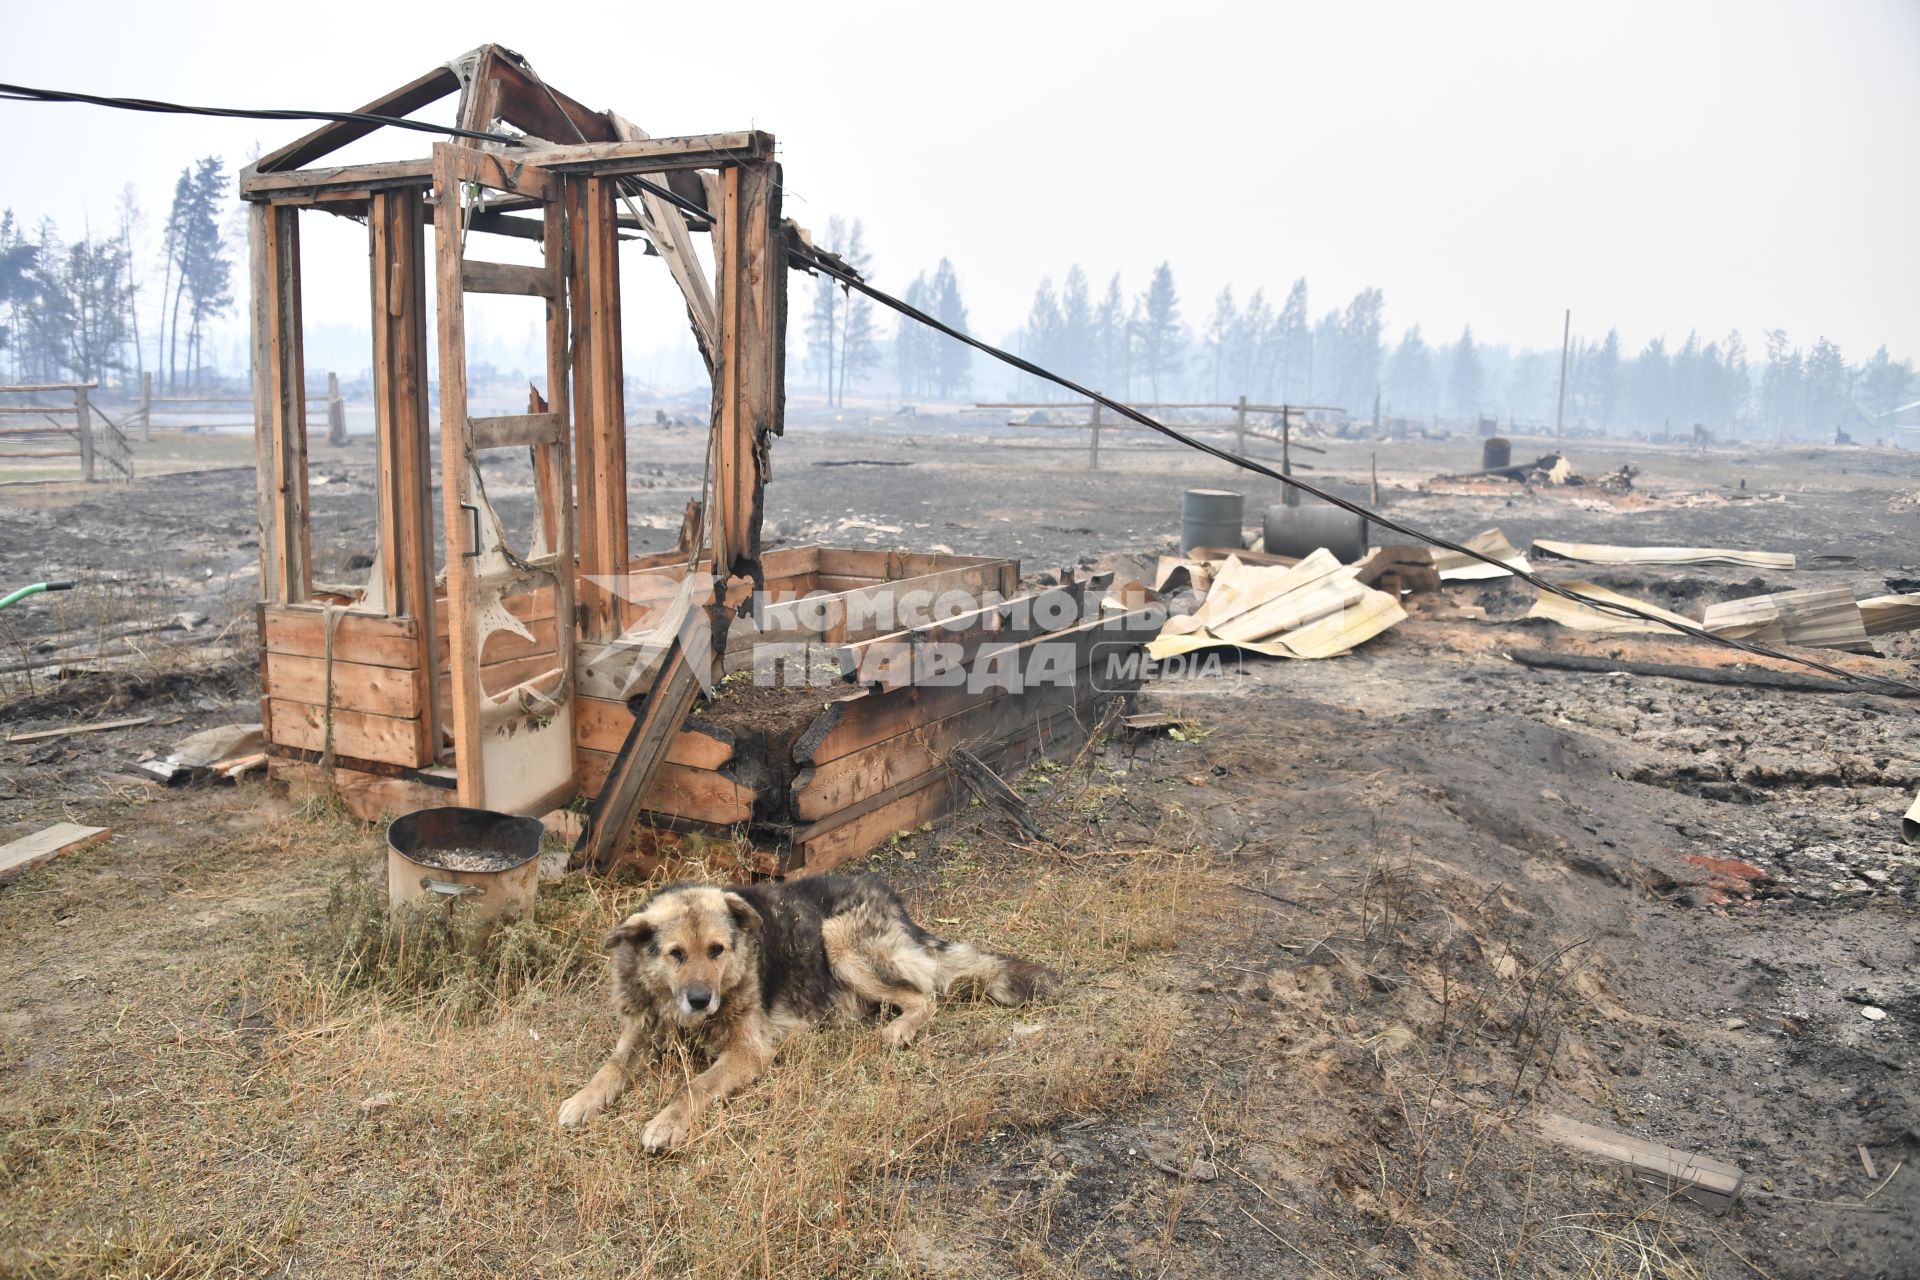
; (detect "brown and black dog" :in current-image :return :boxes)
[557,873,1055,1151]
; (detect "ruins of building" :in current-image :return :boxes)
[242,45,1150,873]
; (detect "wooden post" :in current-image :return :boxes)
[74,385,94,482]
[1281,411,1298,507]
[1371,451,1379,505]
[1554,308,1571,447]
[369,186,438,763]
[255,203,310,603]
[1089,401,1102,470]
[139,371,152,443]
[1234,393,1247,458]
[570,174,630,643]
[326,370,346,446]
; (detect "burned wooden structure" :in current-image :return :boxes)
[243,46,1149,874]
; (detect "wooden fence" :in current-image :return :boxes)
[969,397,1340,472]
[0,381,132,482]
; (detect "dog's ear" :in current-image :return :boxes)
[722,892,763,933]
[604,915,654,950]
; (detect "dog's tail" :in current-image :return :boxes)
[930,939,1058,1005]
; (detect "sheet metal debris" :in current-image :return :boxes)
[1860,592,1920,637]
[1148,550,1406,661]
[1700,587,1870,651]
[1533,540,1796,571]
[1430,528,1530,581]
[1525,581,1698,634]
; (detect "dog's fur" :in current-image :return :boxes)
[557,873,1056,1150]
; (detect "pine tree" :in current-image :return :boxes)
[1760,330,1801,440]
[1275,278,1309,401]
[1310,310,1342,404]
[1447,326,1483,419]
[929,259,972,399]
[1858,345,1915,423]
[1059,265,1092,384]
[1203,287,1235,401]
[1238,289,1271,400]
[1022,276,1063,398]
[1801,337,1849,432]
[1093,273,1125,392]
[1384,325,1437,416]
[836,220,877,403]
[807,215,845,402]
[1136,262,1183,401]
[896,272,933,400]
[1338,288,1385,415]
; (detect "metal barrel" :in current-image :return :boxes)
[1482,436,1512,470]
[1263,503,1370,563]
[1180,489,1244,555]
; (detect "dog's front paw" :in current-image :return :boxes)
[641,1105,690,1153]
[881,1019,919,1050]
[557,1087,605,1129]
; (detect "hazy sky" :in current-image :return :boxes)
[4,0,1917,369]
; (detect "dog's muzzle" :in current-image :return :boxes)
[678,985,717,1019]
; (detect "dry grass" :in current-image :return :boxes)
[0,800,1193,1279]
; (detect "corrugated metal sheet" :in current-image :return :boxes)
[1533,540,1796,570]
[1525,581,1698,634]
[1701,587,1868,650]
[1431,528,1530,581]
[1860,592,1920,637]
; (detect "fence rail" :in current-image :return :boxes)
[969,396,1344,471]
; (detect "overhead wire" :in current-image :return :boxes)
[0,81,519,146]
[3,82,1909,697]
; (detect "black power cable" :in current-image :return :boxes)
[0,82,518,147]
[768,235,1918,700]
[1,84,1904,696]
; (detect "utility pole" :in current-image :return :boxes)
[1554,308,1571,446]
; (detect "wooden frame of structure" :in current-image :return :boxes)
[244,46,1149,874]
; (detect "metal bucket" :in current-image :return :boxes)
[1482,436,1512,470]
[1263,503,1370,563]
[1180,489,1244,555]
[387,806,544,937]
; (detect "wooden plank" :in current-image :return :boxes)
[607,113,717,356]
[790,699,1109,874]
[577,635,710,868]
[7,716,152,745]
[430,585,555,637]
[432,142,486,804]
[759,562,1020,646]
[796,606,1161,766]
[253,65,461,173]
[241,158,435,201]
[255,204,308,602]
[369,187,439,762]
[436,145,558,200]
[468,412,562,450]
[1539,1114,1744,1210]
[261,653,425,718]
[574,752,754,825]
[834,580,1103,690]
[573,697,735,768]
[460,259,556,298]
[520,131,770,174]
[262,608,420,668]
[815,548,1002,580]
[0,823,110,882]
[792,667,1113,820]
[266,700,423,765]
[481,52,616,144]
[570,175,629,642]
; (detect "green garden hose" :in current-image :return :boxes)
[0,581,74,612]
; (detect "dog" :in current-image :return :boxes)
[556,873,1056,1151]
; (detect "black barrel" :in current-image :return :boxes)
[1180,489,1244,555]
[1482,436,1512,470]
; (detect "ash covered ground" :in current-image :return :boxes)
[1,416,1915,1278]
